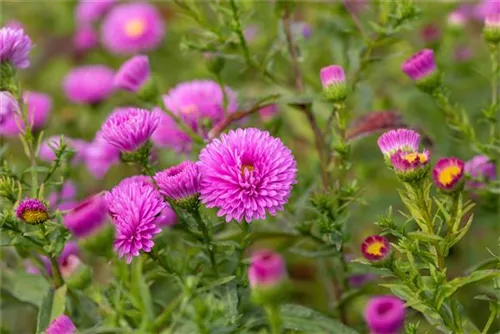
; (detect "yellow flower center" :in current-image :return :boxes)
[403,152,427,163]
[182,104,198,115]
[366,241,385,256]
[124,18,146,38]
[241,164,255,176]
[438,165,462,186]
[22,210,49,225]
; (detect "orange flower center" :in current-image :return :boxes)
[438,165,462,185]
[366,241,385,256]
[241,164,255,175]
[403,152,427,163]
[182,104,198,115]
[124,18,146,38]
[22,209,49,225]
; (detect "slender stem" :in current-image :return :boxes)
[489,43,500,144]
[191,208,218,276]
[264,305,282,334]
[39,224,64,288]
[229,0,251,65]
[153,294,182,331]
[482,306,497,334]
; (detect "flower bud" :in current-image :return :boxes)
[390,149,431,184]
[401,49,441,93]
[484,2,500,45]
[114,55,151,93]
[155,161,201,211]
[320,65,347,102]
[248,250,288,306]
[432,157,465,194]
[364,296,406,334]
[46,314,77,334]
[15,198,50,225]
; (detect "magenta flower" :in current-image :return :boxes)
[448,8,468,28]
[248,250,287,288]
[39,136,88,164]
[401,49,437,82]
[114,55,150,92]
[320,64,347,102]
[74,25,98,53]
[84,136,120,179]
[151,108,191,152]
[157,205,178,227]
[25,241,82,279]
[6,20,24,30]
[258,104,279,122]
[15,198,49,225]
[377,129,421,161]
[163,80,238,135]
[48,181,78,211]
[101,2,166,55]
[361,235,391,263]
[198,128,297,223]
[0,91,20,126]
[0,27,32,69]
[364,296,406,334]
[76,0,115,26]
[104,176,164,263]
[464,155,497,189]
[433,157,465,193]
[63,65,114,104]
[482,0,500,42]
[0,91,52,137]
[99,107,159,152]
[155,161,201,202]
[64,194,108,238]
[46,314,77,334]
[390,149,431,182]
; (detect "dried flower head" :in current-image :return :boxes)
[15,198,49,225]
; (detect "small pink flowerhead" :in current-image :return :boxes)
[320,65,347,102]
[0,27,32,69]
[401,49,440,92]
[63,65,115,104]
[464,155,497,190]
[390,149,431,183]
[157,205,178,228]
[101,2,166,55]
[99,107,159,152]
[15,198,49,225]
[248,250,287,288]
[64,194,108,238]
[0,91,20,126]
[377,129,421,161]
[151,108,192,153]
[74,25,98,53]
[198,128,297,223]
[432,157,465,193]
[48,180,77,211]
[483,1,500,43]
[448,9,468,28]
[364,296,406,334]
[114,55,150,92]
[361,235,391,263]
[420,24,441,44]
[84,135,120,179]
[76,0,116,26]
[258,104,279,123]
[155,161,201,209]
[46,314,76,334]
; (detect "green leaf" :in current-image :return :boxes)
[407,231,443,243]
[279,304,359,333]
[131,257,154,323]
[50,285,67,322]
[36,288,54,334]
[200,275,236,292]
[10,272,50,306]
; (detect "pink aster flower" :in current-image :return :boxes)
[361,235,391,263]
[364,296,405,334]
[259,104,279,123]
[39,136,88,164]
[114,55,150,92]
[464,155,497,190]
[157,206,178,228]
[48,181,78,211]
[0,91,20,126]
[248,249,287,288]
[390,149,431,182]
[420,24,441,44]
[163,80,238,136]
[198,128,297,223]
[151,108,191,152]
[320,64,347,102]
[15,198,49,225]
[155,161,201,201]
[63,65,115,104]
[101,2,166,55]
[46,314,77,334]
[0,91,52,137]
[377,129,421,161]
[64,194,108,238]
[84,136,120,179]
[401,49,438,83]
[76,0,116,26]
[74,25,98,53]
[105,176,164,263]
[0,27,32,69]
[25,241,83,279]
[433,157,465,193]
[99,107,159,152]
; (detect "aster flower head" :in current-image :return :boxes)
[448,8,468,28]
[105,176,164,263]
[46,314,76,334]
[401,49,440,92]
[390,149,431,183]
[433,157,465,193]
[101,2,166,55]
[74,25,98,53]
[482,0,500,43]
[84,136,120,179]
[157,205,178,228]
[0,91,20,126]
[319,65,347,102]
[15,198,49,225]
[114,55,150,93]
[155,161,201,210]
[464,155,497,190]
[248,249,288,305]
[76,0,115,26]
[0,27,32,69]
[364,296,406,334]
[1,91,52,137]
[163,80,238,135]
[63,65,115,104]
[151,108,191,152]
[64,194,108,238]
[259,104,279,123]
[361,235,391,263]
[99,107,159,152]
[198,128,297,223]
[377,129,421,162]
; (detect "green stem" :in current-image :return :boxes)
[489,43,500,144]
[264,305,282,334]
[191,208,218,276]
[39,224,64,288]
[152,294,182,331]
[482,306,497,334]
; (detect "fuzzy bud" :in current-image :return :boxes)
[248,250,289,306]
[320,65,347,102]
